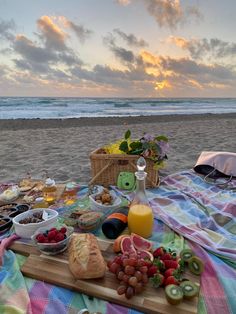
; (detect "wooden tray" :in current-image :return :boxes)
[10,238,199,314]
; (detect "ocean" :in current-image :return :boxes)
[0,97,236,119]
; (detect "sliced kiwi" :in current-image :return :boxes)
[188,256,204,275]
[180,281,199,300]
[180,249,194,262]
[165,284,183,305]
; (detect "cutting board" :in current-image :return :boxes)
[10,238,199,314]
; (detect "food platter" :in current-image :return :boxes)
[10,237,199,314]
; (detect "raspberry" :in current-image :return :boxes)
[36,233,44,241]
[60,227,67,234]
[37,234,46,243]
[55,232,65,242]
[50,239,57,243]
[49,227,57,232]
[48,230,57,240]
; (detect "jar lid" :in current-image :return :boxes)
[45,178,55,186]
[35,197,44,203]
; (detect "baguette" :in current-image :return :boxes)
[68,233,106,279]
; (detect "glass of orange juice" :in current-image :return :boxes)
[128,204,154,238]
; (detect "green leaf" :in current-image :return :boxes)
[129,141,142,150]
[155,135,168,142]
[129,149,143,155]
[119,141,129,153]
[125,129,131,140]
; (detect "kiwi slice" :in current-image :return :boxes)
[188,256,204,275]
[180,281,199,300]
[165,284,183,305]
[180,249,194,262]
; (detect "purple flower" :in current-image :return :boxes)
[143,133,155,142]
[158,141,170,158]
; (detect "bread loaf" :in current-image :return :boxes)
[68,233,106,279]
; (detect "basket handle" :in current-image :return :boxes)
[89,160,114,186]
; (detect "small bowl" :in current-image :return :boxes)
[31,225,74,255]
[89,190,122,215]
[0,215,12,232]
[12,208,58,239]
[15,203,31,214]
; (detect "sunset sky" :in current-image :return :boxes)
[0,0,236,97]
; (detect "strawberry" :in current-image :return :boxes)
[151,273,165,288]
[147,265,158,278]
[164,275,180,286]
[153,247,166,258]
[153,259,165,271]
[160,253,173,261]
[163,260,179,269]
[164,268,180,279]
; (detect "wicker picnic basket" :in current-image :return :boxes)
[89,148,160,188]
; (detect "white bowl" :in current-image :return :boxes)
[89,190,122,215]
[13,208,58,239]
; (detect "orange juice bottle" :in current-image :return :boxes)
[128,157,154,238]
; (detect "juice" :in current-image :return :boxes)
[128,204,154,238]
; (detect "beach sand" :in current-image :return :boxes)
[0,113,235,184]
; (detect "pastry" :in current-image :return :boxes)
[68,233,106,279]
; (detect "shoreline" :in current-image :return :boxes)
[0,112,235,130]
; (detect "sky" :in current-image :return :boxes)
[0,0,236,97]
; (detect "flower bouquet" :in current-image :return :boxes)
[104,130,169,170]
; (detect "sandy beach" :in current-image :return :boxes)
[0,113,235,185]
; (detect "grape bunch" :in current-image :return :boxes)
[107,251,151,299]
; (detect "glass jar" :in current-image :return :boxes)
[62,182,77,205]
[128,157,154,238]
[42,178,57,205]
[33,197,49,209]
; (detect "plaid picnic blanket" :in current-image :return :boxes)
[0,170,236,314]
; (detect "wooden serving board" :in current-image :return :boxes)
[10,238,199,314]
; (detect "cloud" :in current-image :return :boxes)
[0,18,16,40]
[58,17,93,43]
[117,0,202,29]
[10,16,83,74]
[104,33,135,64]
[115,0,131,6]
[113,29,148,48]
[37,16,67,51]
[170,36,236,60]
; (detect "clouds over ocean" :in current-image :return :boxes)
[0,0,236,97]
